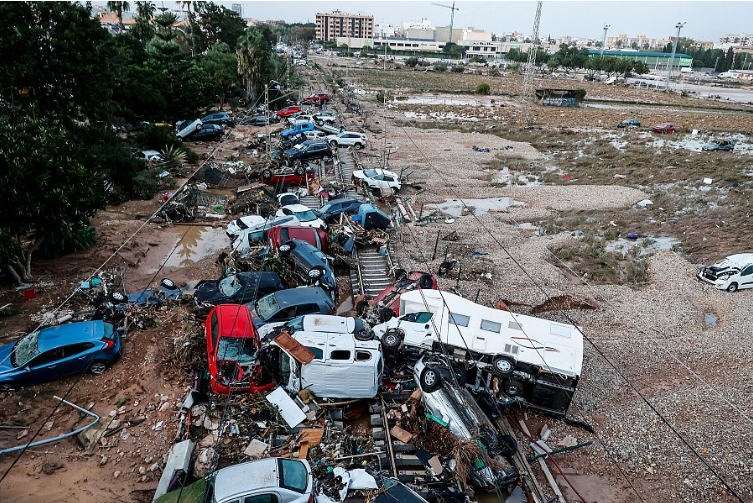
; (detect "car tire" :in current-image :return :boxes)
[308,265,326,282]
[279,242,295,256]
[503,378,524,397]
[90,362,108,375]
[316,120,323,126]
[354,143,364,150]
[109,291,127,304]
[355,298,371,315]
[418,274,434,289]
[727,282,738,293]
[355,329,375,341]
[262,170,272,180]
[491,356,516,377]
[394,268,408,282]
[379,306,395,323]
[497,434,519,457]
[419,365,443,393]
[294,166,305,176]
[160,278,176,289]
[381,328,403,351]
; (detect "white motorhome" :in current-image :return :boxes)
[373,290,583,415]
[274,330,383,399]
[697,253,753,292]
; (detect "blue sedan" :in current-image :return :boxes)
[0,321,121,390]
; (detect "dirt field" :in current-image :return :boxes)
[326,57,753,503]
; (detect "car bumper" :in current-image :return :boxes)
[696,271,726,289]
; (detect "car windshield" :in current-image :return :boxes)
[216,337,256,363]
[235,219,249,230]
[13,331,40,367]
[363,169,378,177]
[318,203,333,213]
[294,210,317,222]
[284,316,305,332]
[280,195,298,205]
[219,275,242,297]
[278,459,308,493]
[255,293,280,321]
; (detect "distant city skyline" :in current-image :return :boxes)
[110,1,751,42]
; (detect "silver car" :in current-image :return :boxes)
[212,458,314,503]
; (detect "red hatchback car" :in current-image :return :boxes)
[205,304,274,395]
[276,106,301,118]
[653,123,676,134]
[268,225,329,253]
[303,93,331,104]
[356,270,438,322]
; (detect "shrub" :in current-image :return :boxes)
[434,64,448,72]
[376,90,394,104]
[405,57,419,68]
[135,124,181,151]
[451,65,464,73]
[476,83,491,95]
[132,168,161,200]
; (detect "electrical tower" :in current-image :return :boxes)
[520,1,543,125]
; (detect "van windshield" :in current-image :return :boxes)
[278,459,308,493]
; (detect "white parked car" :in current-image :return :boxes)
[211,458,314,503]
[697,253,753,292]
[175,119,202,139]
[226,215,266,239]
[327,131,368,149]
[131,149,163,162]
[277,192,300,207]
[276,204,326,229]
[353,168,402,192]
[313,112,337,126]
[303,130,327,140]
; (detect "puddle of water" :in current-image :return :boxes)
[425,197,525,217]
[704,313,718,328]
[495,167,541,186]
[639,131,753,155]
[164,226,228,268]
[605,236,680,257]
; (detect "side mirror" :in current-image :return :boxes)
[424,324,430,329]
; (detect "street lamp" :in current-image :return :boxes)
[665,22,686,91]
[600,23,610,58]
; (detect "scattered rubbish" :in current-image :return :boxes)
[266,388,306,428]
[703,177,713,184]
[153,440,194,502]
[243,438,269,458]
[636,199,653,208]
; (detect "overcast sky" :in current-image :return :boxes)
[208,1,750,41]
[103,1,752,42]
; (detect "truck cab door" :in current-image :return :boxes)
[399,312,435,347]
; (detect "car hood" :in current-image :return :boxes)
[0,342,17,373]
[195,280,224,304]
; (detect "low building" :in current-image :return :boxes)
[373,37,443,52]
[719,69,753,81]
[434,25,463,44]
[462,41,533,61]
[588,50,692,70]
[719,33,753,48]
[462,28,492,43]
[335,37,374,50]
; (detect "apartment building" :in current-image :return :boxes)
[316,10,374,42]
[720,34,753,48]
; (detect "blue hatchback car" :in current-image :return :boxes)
[0,321,121,390]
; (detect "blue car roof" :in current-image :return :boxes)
[272,287,334,308]
[37,321,106,353]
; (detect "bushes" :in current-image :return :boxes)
[451,65,464,73]
[376,90,394,104]
[434,64,447,72]
[134,124,182,151]
[132,168,162,200]
[476,83,491,95]
[405,57,419,68]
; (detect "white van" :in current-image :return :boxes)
[274,330,383,399]
[373,290,583,415]
[697,253,753,292]
[258,314,371,340]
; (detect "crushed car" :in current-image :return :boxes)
[194,272,288,312]
[246,287,335,328]
[276,204,327,230]
[701,139,735,152]
[278,239,337,298]
[268,225,329,253]
[210,457,314,503]
[352,168,402,193]
[356,270,438,322]
[697,253,753,292]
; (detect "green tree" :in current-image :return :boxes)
[131,1,156,42]
[0,117,107,284]
[237,25,276,103]
[442,42,463,58]
[198,3,246,52]
[200,42,240,107]
[107,1,131,32]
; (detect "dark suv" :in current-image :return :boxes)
[245,287,335,328]
[315,198,365,223]
[279,239,337,298]
[283,140,333,166]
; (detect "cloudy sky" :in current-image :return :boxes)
[200,1,750,42]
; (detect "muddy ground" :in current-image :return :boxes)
[323,56,753,502]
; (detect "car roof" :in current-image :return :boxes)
[213,458,279,501]
[282,204,312,212]
[273,287,334,307]
[290,330,380,356]
[38,321,107,352]
[212,304,256,338]
[717,253,753,267]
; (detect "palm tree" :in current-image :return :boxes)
[106,1,131,32]
[135,1,155,21]
[237,27,274,103]
[177,1,198,56]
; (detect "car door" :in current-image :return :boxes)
[57,342,97,377]
[26,349,66,384]
[380,175,395,190]
[740,264,753,289]
[399,312,435,347]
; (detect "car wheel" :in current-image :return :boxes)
[278,242,294,256]
[379,306,395,323]
[90,362,108,375]
[418,274,434,289]
[355,299,371,315]
[727,282,739,293]
[381,328,403,351]
[497,434,519,457]
[160,278,176,289]
[503,378,524,397]
[354,143,364,150]
[419,365,443,393]
[491,356,516,377]
[294,166,305,176]
[354,329,375,341]
[394,268,408,281]
[109,291,127,303]
[330,141,338,148]
[262,170,272,180]
[316,120,323,126]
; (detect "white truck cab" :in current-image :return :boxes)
[274,330,383,399]
[697,253,753,292]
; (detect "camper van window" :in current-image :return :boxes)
[355,350,372,361]
[480,319,501,333]
[449,312,470,327]
[305,347,324,360]
[330,350,351,360]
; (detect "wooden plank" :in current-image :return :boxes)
[273,331,315,364]
[390,425,413,444]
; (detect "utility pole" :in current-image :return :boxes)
[665,22,686,91]
[520,1,543,125]
[384,42,387,70]
[264,84,270,154]
[600,23,611,58]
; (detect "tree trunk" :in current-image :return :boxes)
[6,264,22,285]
